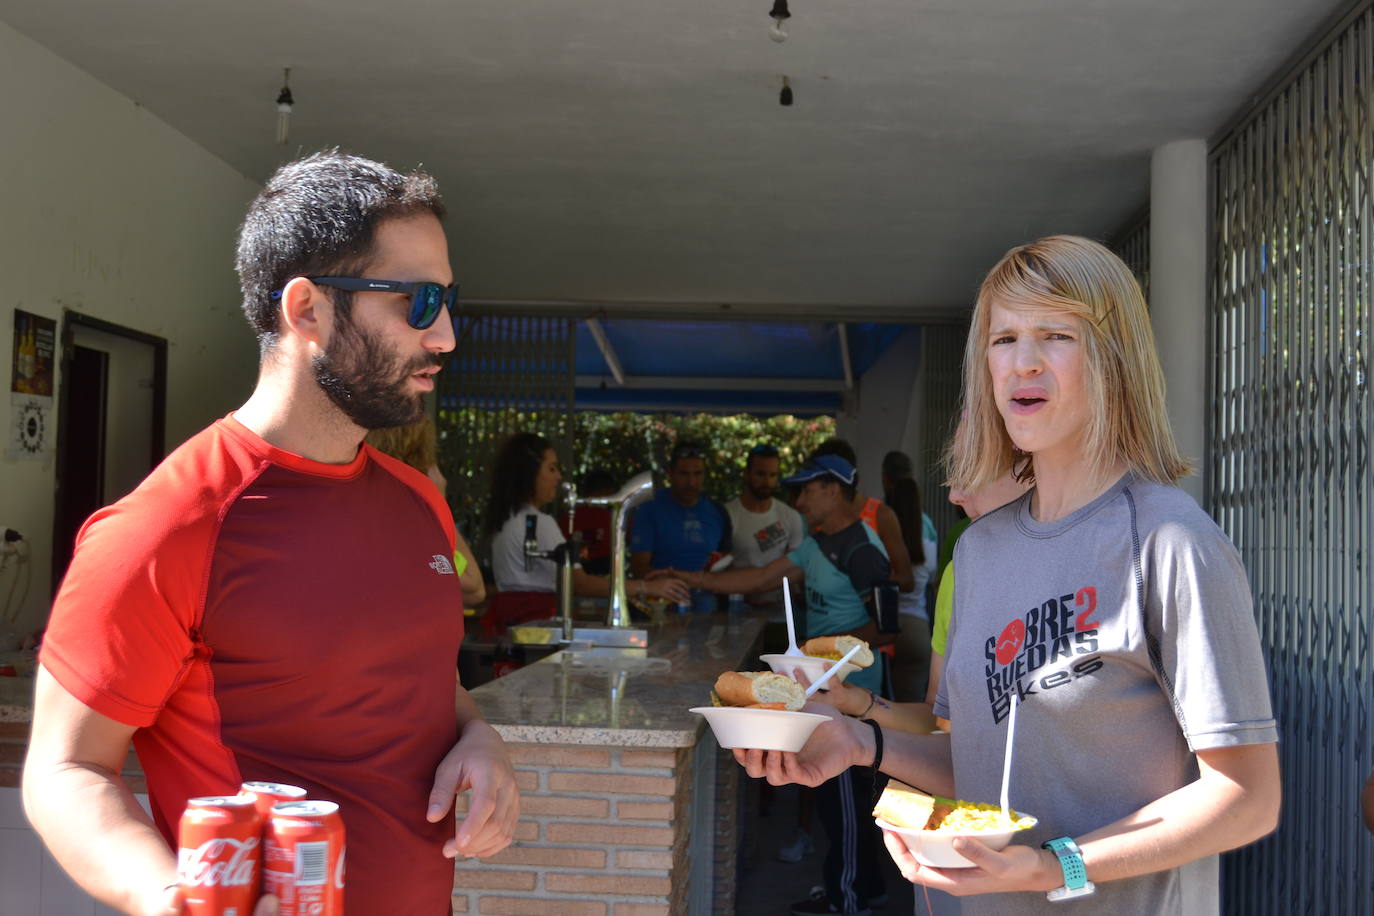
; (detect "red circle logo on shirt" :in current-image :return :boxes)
[995,619,1026,666]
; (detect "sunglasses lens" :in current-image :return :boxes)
[410,285,444,329]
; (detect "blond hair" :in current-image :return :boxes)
[366,416,438,474]
[945,235,1192,491]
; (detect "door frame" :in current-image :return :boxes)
[51,311,168,590]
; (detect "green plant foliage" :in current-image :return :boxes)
[436,407,835,543]
[570,412,836,503]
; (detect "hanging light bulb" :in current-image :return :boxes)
[769,0,790,42]
[275,68,294,145]
[780,75,793,107]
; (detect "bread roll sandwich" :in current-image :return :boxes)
[872,780,938,829]
[802,635,874,668]
[712,671,806,710]
[874,781,1034,833]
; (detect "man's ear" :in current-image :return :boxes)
[278,277,330,348]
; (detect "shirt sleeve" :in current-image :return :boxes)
[783,504,805,551]
[842,539,891,598]
[628,501,655,554]
[536,511,577,568]
[787,536,817,570]
[930,563,955,655]
[1142,514,1278,751]
[714,501,733,552]
[40,502,204,728]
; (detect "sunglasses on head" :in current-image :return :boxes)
[749,444,780,457]
[271,276,460,330]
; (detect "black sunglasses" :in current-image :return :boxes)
[271,276,460,330]
[749,444,780,457]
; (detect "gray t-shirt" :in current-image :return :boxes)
[934,473,1276,916]
[724,496,805,569]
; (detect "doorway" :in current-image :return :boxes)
[51,313,167,589]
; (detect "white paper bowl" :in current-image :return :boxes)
[759,653,859,690]
[875,814,1038,868]
[689,706,830,752]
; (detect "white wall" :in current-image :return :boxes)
[835,326,924,492]
[0,19,261,639]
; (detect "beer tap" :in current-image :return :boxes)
[579,471,655,629]
[523,482,579,644]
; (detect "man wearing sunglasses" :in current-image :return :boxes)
[26,151,517,916]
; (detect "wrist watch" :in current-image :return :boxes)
[1042,836,1095,902]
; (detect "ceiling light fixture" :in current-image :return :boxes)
[780,76,793,107]
[769,0,790,43]
[275,68,294,145]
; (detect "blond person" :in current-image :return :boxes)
[734,236,1279,914]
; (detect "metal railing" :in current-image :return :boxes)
[918,323,968,542]
[1209,5,1373,912]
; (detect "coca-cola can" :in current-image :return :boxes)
[264,800,345,916]
[239,781,308,821]
[177,795,262,915]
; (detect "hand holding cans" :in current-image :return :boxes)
[177,783,345,916]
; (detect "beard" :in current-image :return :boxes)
[746,482,775,501]
[312,314,442,430]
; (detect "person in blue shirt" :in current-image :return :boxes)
[629,441,731,610]
[679,453,895,916]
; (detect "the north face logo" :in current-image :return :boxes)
[428,554,455,575]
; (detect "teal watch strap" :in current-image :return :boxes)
[1042,836,1095,902]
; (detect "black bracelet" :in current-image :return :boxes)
[859,689,877,718]
[861,718,889,809]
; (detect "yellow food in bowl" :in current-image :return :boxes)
[929,799,1035,833]
[806,651,844,660]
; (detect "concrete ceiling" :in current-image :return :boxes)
[0,0,1351,318]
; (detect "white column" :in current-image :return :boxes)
[1149,139,1208,504]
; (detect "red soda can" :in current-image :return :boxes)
[239,781,308,821]
[177,795,262,915]
[264,800,346,916]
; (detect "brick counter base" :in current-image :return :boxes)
[453,742,740,916]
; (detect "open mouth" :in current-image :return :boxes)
[1012,397,1044,407]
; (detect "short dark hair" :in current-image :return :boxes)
[745,443,780,471]
[670,440,708,468]
[812,438,858,467]
[234,149,446,350]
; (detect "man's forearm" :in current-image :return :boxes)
[456,684,487,730]
[24,763,176,915]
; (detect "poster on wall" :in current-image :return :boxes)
[9,308,56,461]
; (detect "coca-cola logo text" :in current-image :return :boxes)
[178,837,260,887]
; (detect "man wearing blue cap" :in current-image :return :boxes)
[677,452,893,916]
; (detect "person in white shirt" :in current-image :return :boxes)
[722,443,805,607]
[487,433,688,605]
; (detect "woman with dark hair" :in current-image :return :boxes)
[881,451,939,702]
[485,434,687,627]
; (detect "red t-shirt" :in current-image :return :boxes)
[42,416,464,916]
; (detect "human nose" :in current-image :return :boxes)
[1010,335,1044,376]
[424,306,457,354]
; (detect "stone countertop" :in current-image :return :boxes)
[471,612,768,748]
